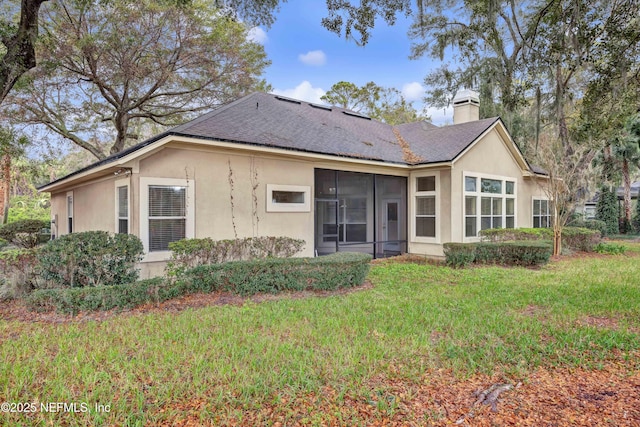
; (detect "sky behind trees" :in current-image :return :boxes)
[254,2,453,124]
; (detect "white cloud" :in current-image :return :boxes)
[271,81,326,104]
[402,82,424,102]
[425,105,454,126]
[298,50,327,66]
[247,27,268,44]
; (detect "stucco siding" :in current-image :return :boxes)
[138,147,316,258]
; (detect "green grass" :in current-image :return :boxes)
[2,244,640,425]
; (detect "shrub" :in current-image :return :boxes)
[27,252,371,313]
[443,243,476,268]
[0,238,7,250]
[474,242,552,266]
[38,231,144,288]
[567,218,608,236]
[445,241,551,267]
[0,219,50,248]
[0,248,41,299]
[167,236,305,277]
[594,242,626,255]
[596,186,619,235]
[478,227,600,252]
[26,278,165,314]
[634,200,640,233]
[183,252,371,296]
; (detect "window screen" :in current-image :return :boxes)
[148,186,186,251]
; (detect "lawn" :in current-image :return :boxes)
[1,243,640,426]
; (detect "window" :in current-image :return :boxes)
[533,199,551,228]
[414,174,437,239]
[115,180,129,234]
[140,178,195,261]
[66,191,73,234]
[464,174,516,238]
[266,184,310,212]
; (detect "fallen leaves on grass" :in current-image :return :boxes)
[157,356,640,426]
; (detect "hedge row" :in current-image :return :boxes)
[166,236,305,277]
[26,252,372,314]
[443,241,552,268]
[478,227,601,252]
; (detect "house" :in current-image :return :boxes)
[39,90,549,278]
[579,181,640,220]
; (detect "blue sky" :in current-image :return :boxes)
[249,2,454,125]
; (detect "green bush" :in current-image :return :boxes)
[0,248,41,299]
[167,236,305,277]
[596,186,619,235]
[0,238,7,250]
[38,231,144,288]
[479,227,600,252]
[26,278,165,314]
[444,241,552,267]
[594,242,626,255]
[0,219,50,248]
[443,243,476,268]
[567,218,608,236]
[27,252,372,313]
[183,252,371,296]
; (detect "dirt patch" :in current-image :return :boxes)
[578,315,621,330]
[0,281,374,324]
[371,253,445,266]
[519,304,549,318]
[157,355,640,426]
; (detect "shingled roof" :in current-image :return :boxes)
[168,92,500,165]
[40,92,520,189]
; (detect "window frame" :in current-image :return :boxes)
[66,191,74,234]
[266,184,310,212]
[463,172,517,241]
[140,177,195,262]
[115,179,130,234]
[411,171,439,243]
[532,198,552,228]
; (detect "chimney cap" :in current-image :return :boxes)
[453,89,480,105]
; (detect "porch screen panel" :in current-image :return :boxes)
[148,185,186,251]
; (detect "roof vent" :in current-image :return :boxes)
[275,95,302,105]
[309,103,332,111]
[452,89,480,124]
[342,111,371,120]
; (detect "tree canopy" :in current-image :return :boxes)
[321,80,429,125]
[6,0,271,159]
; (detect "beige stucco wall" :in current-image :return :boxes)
[50,177,117,237]
[408,127,547,257]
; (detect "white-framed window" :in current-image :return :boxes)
[66,191,74,234]
[115,179,130,234]
[140,178,195,262]
[266,184,310,212]
[533,198,551,228]
[464,173,516,239]
[412,172,438,241]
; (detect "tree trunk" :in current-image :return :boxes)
[553,225,562,257]
[0,0,48,103]
[622,158,632,223]
[0,153,10,224]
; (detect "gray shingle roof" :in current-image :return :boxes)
[40,92,520,189]
[170,92,501,165]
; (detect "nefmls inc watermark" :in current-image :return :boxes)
[1,401,111,413]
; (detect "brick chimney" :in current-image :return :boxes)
[452,89,480,124]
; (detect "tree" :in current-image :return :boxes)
[534,132,596,255]
[596,185,620,235]
[0,0,49,104]
[321,81,428,125]
[0,127,28,224]
[7,0,270,160]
